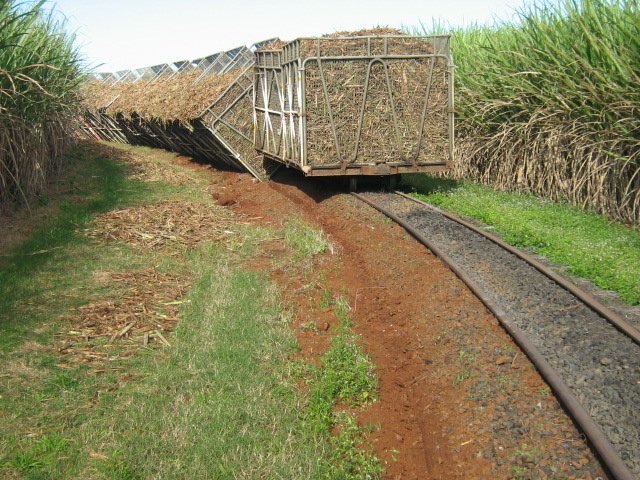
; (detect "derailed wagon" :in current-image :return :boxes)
[254,34,454,181]
[80,42,278,180]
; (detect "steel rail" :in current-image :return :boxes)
[394,191,640,347]
[351,191,635,480]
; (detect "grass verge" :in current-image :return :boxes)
[89,253,328,479]
[0,141,382,479]
[402,174,640,305]
[0,144,153,352]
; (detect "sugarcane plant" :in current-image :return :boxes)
[0,0,83,207]
[417,0,640,225]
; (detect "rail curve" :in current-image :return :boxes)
[352,191,639,480]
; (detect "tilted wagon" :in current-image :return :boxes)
[80,41,278,180]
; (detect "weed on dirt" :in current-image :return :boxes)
[284,217,334,258]
[302,294,382,478]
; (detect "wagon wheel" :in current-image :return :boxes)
[383,175,401,191]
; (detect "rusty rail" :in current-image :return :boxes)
[395,191,640,347]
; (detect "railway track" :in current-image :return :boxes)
[352,190,640,480]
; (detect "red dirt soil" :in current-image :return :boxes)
[210,167,605,480]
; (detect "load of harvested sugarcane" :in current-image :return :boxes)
[254,28,454,177]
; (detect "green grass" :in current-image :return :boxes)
[1,256,330,479]
[86,254,328,479]
[0,144,194,477]
[304,296,381,479]
[402,174,640,305]
[0,142,383,479]
[307,333,378,433]
[284,217,333,258]
[0,144,151,352]
[323,413,382,480]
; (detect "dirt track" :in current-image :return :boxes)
[207,166,607,480]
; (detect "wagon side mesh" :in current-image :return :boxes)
[255,35,454,173]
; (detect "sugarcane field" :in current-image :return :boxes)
[1,0,639,479]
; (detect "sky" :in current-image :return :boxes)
[42,0,531,73]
